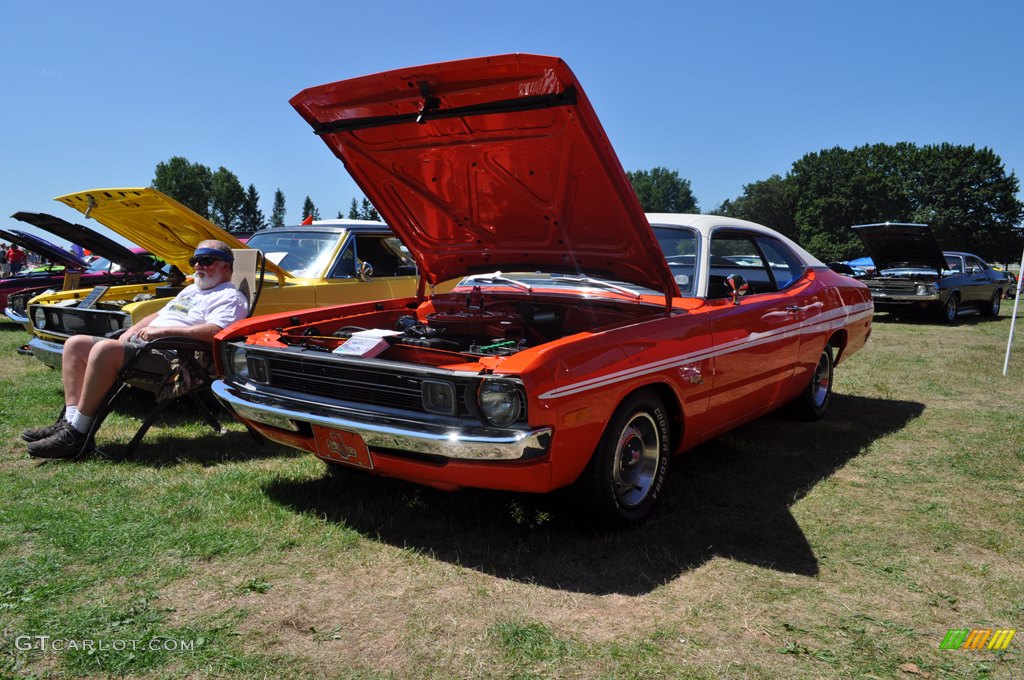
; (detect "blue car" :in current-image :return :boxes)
[853,222,1011,324]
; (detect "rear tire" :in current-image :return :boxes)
[791,345,833,422]
[576,391,670,528]
[981,290,1002,317]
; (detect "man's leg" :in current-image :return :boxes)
[27,338,129,458]
[21,334,98,442]
[75,339,130,418]
[61,334,99,409]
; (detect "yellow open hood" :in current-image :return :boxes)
[55,187,288,282]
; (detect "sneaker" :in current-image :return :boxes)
[21,420,67,443]
[26,422,91,460]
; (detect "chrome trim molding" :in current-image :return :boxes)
[212,380,551,461]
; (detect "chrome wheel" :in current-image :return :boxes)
[790,345,833,422]
[943,295,959,324]
[612,413,662,509]
[577,391,670,527]
[982,291,1001,317]
[811,350,832,409]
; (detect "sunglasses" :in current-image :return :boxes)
[189,255,224,267]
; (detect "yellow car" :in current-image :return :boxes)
[26,187,426,368]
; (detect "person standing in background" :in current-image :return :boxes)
[7,244,26,274]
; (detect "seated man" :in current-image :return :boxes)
[22,240,249,459]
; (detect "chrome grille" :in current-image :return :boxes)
[865,280,917,293]
[260,352,473,416]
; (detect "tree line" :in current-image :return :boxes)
[153,144,1023,263]
[151,156,378,233]
[714,143,1023,263]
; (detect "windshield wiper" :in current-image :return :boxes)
[463,272,533,292]
[550,275,642,300]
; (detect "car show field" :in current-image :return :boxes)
[2,304,1020,677]
[1,48,1021,680]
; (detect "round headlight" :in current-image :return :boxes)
[32,306,46,330]
[478,379,523,428]
[228,345,249,381]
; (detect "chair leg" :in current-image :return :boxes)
[87,383,134,459]
[243,422,265,445]
[113,399,176,459]
[189,389,223,434]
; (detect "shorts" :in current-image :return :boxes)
[89,335,173,374]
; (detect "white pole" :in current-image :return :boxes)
[1003,247,1024,376]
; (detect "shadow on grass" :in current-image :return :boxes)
[872,310,1005,326]
[262,393,925,595]
[82,388,303,467]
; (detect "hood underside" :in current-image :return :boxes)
[12,211,154,272]
[0,228,90,270]
[853,223,947,274]
[290,53,679,298]
[54,188,288,280]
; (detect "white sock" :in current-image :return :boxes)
[71,411,93,434]
[64,405,78,423]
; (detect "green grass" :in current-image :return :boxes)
[1,310,1022,678]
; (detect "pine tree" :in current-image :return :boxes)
[302,196,321,221]
[271,189,286,227]
[239,184,267,231]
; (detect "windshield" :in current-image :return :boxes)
[943,255,964,273]
[246,230,344,278]
[86,257,113,273]
[459,226,698,298]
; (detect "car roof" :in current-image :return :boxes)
[646,213,825,267]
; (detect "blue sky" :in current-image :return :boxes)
[2,0,1022,248]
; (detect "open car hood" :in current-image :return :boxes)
[0,228,90,270]
[12,211,155,273]
[852,223,947,273]
[291,53,679,297]
[54,188,288,280]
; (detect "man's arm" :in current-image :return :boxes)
[131,322,224,344]
[121,312,160,342]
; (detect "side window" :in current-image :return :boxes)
[756,236,805,289]
[707,231,774,299]
[337,236,414,278]
[328,243,356,279]
[965,256,984,275]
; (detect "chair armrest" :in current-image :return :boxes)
[143,336,213,352]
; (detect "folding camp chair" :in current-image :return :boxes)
[84,249,265,459]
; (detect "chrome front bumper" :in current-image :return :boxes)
[26,336,65,369]
[212,380,552,462]
[4,308,29,325]
[869,292,940,302]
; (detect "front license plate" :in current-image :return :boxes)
[313,425,374,470]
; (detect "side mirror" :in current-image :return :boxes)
[357,260,374,281]
[726,274,748,305]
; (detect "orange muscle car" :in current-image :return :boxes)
[212,54,872,526]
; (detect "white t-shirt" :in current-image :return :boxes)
[149,282,248,330]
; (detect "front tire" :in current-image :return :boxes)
[791,345,833,422]
[981,290,1002,317]
[939,294,960,325]
[577,391,670,528]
